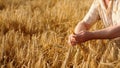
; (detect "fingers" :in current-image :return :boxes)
[68,34,78,46]
[68,31,89,46]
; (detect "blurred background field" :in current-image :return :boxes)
[0,0,120,68]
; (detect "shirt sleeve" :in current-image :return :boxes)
[83,0,100,26]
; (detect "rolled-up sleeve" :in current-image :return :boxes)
[83,0,100,26]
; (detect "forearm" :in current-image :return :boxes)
[74,21,90,34]
[91,25,120,39]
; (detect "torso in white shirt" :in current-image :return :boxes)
[83,0,120,27]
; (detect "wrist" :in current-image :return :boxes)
[88,31,95,40]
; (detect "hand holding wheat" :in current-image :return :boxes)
[68,31,92,46]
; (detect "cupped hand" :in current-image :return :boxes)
[68,31,92,46]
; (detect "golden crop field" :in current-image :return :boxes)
[0,0,120,68]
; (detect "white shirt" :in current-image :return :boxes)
[83,0,120,27]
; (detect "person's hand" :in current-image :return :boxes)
[68,31,92,46]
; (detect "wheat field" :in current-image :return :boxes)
[0,0,120,68]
